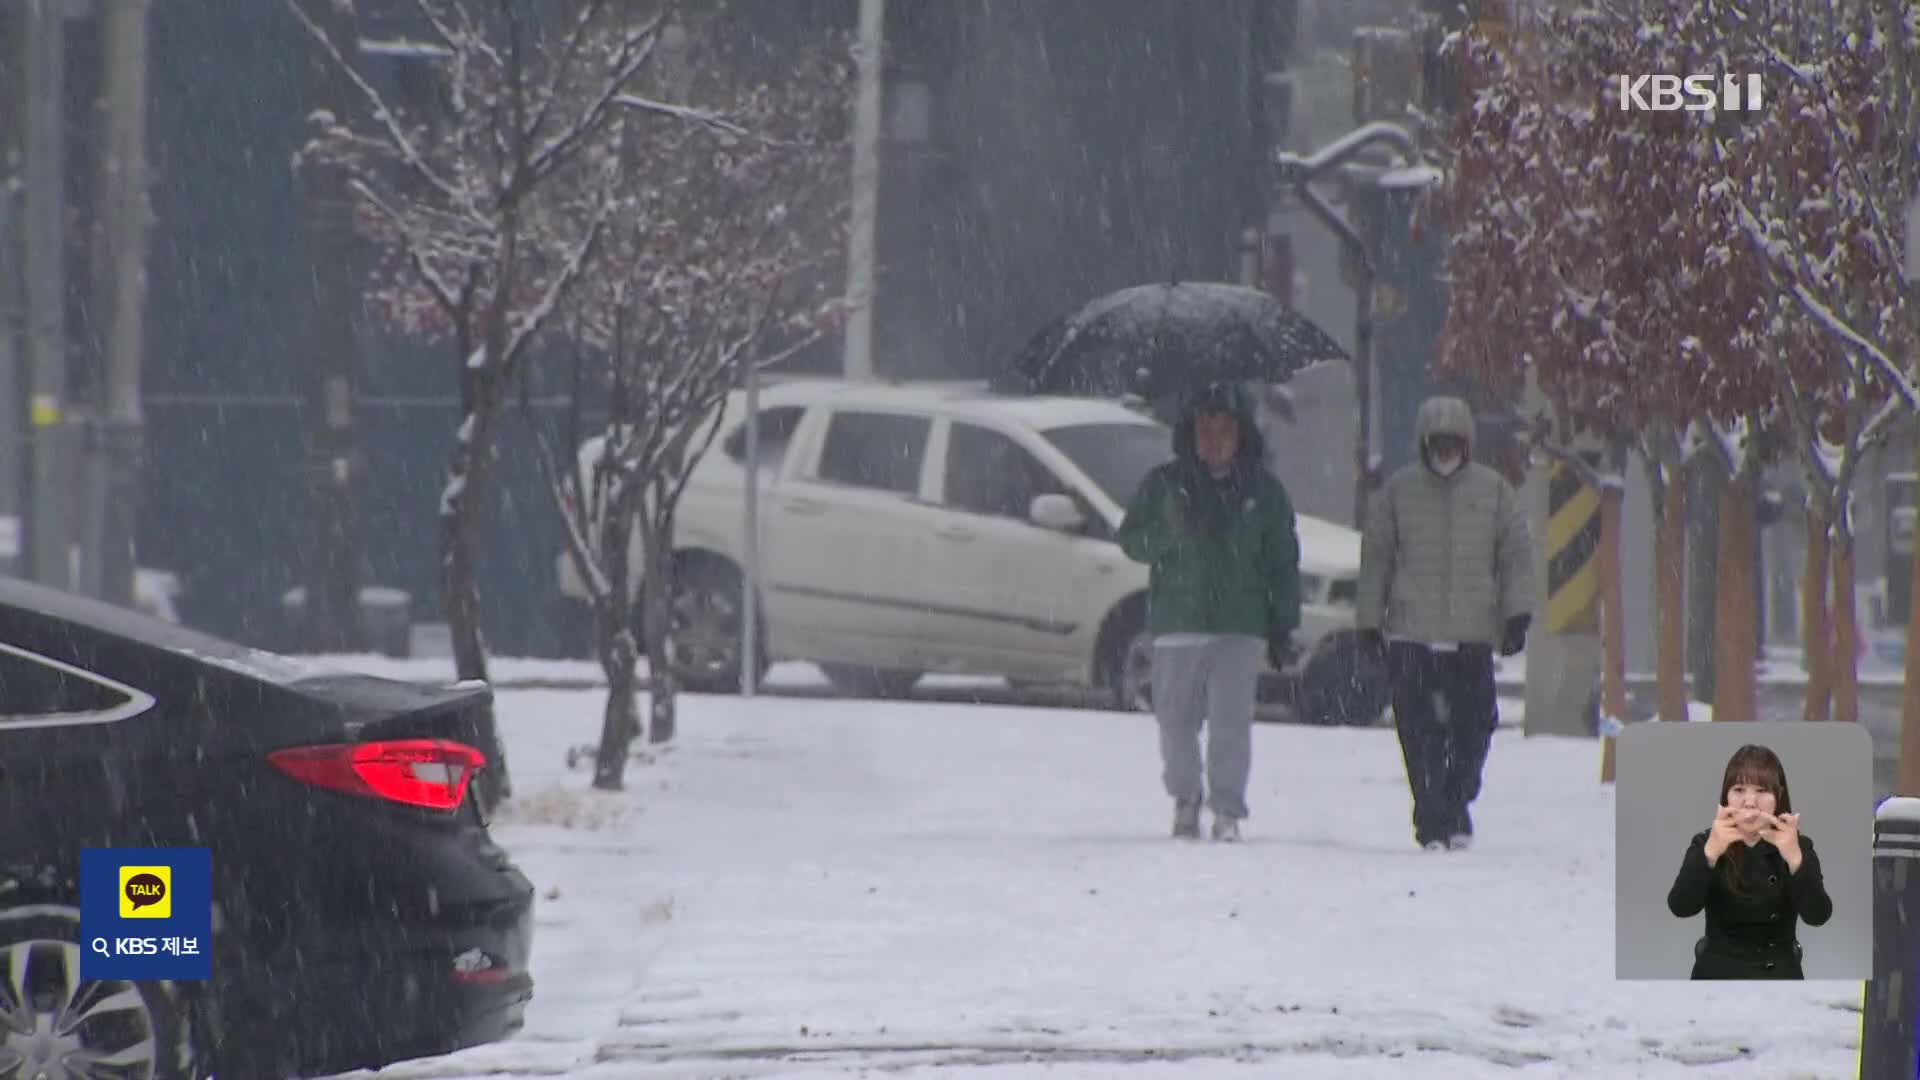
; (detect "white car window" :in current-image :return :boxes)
[815,411,931,495]
[943,423,1068,520]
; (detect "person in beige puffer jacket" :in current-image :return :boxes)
[1356,395,1536,852]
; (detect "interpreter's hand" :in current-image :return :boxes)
[1703,805,1746,865]
[1762,812,1804,871]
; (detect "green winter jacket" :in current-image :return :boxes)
[1115,386,1301,640]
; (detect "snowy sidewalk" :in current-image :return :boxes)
[337,689,1863,1079]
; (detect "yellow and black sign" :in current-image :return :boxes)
[118,865,172,919]
[1545,457,1602,633]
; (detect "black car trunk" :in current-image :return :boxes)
[270,673,501,826]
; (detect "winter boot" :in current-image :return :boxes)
[1172,798,1203,839]
[1210,814,1243,843]
[1447,833,1473,851]
[1422,840,1447,853]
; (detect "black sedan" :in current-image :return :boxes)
[0,577,534,1078]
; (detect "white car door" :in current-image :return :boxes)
[760,406,939,666]
[924,419,1115,680]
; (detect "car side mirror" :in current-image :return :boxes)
[1029,493,1085,532]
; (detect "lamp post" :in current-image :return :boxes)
[1272,123,1425,526]
[841,0,885,380]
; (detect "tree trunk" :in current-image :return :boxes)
[1711,467,1759,723]
[442,377,511,808]
[588,479,640,790]
[1900,424,1920,792]
[641,513,678,744]
[591,620,641,791]
[1801,504,1832,722]
[1654,468,1688,724]
[1687,456,1724,702]
[1830,514,1860,725]
[1599,473,1626,783]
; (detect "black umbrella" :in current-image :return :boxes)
[993,281,1349,400]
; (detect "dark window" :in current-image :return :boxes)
[0,649,132,721]
[722,405,807,471]
[943,424,1065,520]
[816,412,931,495]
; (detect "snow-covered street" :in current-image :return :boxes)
[337,685,1863,1079]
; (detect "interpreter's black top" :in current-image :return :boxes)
[1666,830,1832,980]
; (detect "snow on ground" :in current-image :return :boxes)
[334,688,1860,1080]
[308,642,1909,696]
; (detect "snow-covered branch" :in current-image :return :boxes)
[519,9,672,195]
[285,0,471,213]
[614,94,752,138]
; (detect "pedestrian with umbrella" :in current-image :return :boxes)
[1355,395,1536,852]
[1115,381,1302,842]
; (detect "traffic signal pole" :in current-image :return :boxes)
[1272,122,1423,527]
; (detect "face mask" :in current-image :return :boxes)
[1431,453,1464,477]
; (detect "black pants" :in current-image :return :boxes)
[1387,642,1498,845]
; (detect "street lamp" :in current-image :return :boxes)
[1272,122,1428,527]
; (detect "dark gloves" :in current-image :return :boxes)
[1267,625,1299,671]
[1499,614,1532,658]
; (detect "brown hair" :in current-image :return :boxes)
[1718,744,1792,892]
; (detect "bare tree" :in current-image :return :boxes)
[528,18,851,790]
[288,0,684,807]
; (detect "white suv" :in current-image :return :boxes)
[556,378,1386,723]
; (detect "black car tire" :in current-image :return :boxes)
[647,555,769,695]
[1295,631,1392,727]
[0,902,203,1080]
[819,664,921,700]
[1099,609,1154,713]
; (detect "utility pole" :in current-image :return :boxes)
[85,0,151,607]
[24,0,72,589]
[298,0,365,651]
[1272,122,1422,526]
[841,0,884,381]
[0,6,26,577]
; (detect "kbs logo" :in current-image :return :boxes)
[1618,74,1763,112]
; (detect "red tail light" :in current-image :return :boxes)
[269,739,486,812]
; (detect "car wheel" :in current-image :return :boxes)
[819,664,921,700]
[0,904,201,1080]
[658,557,768,695]
[1296,631,1391,726]
[1101,617,1154,713]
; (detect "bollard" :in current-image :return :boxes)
[1859,797,1920,1079]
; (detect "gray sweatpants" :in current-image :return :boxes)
[1151,634,1263,820]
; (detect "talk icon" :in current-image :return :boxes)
[119,865,171,919]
